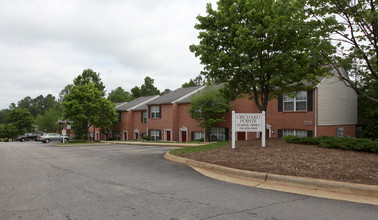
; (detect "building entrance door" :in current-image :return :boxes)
[166,131,171,141]
[181,131,187,142]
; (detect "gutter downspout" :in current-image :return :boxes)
[315,87,318,137]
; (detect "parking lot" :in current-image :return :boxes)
[0,141,377,219]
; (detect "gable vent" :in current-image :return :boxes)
[304,121,312,126]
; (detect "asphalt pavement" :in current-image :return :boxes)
[0,141,377,220]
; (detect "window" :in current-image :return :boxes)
[113,131,120,140]
[193,132,204,141]
[90,132,94,140]
[283,130,307,137]
[150,130,161,141]
[150,106,161,118]
[283,91,307,111]
[210,127,226,141]
[143,111,147,123]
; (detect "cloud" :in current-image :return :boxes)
[0,0,216,109]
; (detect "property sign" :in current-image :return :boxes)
[232,111,266,149]
[235,113,263,132]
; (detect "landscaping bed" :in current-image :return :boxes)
[178,139,378,185]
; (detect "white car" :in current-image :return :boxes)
[40,133,69,143]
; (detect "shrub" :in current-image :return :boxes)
[284,136,377,153]
[142,135,150,141]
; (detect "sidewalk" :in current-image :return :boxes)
[164,151,378,206]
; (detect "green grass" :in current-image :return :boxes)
[169,141,229,155]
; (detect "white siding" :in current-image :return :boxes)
[317,73,357,126]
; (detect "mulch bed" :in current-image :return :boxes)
[180,139,378,185]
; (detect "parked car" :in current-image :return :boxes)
[39,133,69,143]
[17,132,44,142]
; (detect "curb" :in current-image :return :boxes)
[102,141,207,148]
[164,152,378,206]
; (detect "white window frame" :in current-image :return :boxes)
[283,91,307,112]
[150,106,160,118]
[150,129,160,141]
[113,131,120,140]
[283,130,307,137]
[143,111,148,123]
[193,131,205,141]
[210,127,226,141]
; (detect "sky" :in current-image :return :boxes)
[0,0,217,109]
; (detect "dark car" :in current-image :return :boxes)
[17,132,44,142]
[39,133,69,143]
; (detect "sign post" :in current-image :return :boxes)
[232,111,266,149]
[62,129,66,144]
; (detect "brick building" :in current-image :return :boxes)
[93,71,357,142]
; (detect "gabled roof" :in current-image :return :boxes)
[147,86,203,105]
[115,95,159,111]
[178,84,223,104]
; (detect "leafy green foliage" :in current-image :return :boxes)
[35,107,62,133]
[0,124,18,139]
[107,86,132,103]
[307,0,378,102]
[182,75,203,88]
[7,108,34,135]
[63,82,117,140]
[358,78,378,139]
[284,136,378,153]
[190,0,334,111]
[189,85,230,141]
[131,76,160,98]
[73,69,106,96]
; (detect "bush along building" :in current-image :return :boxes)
[91,70,357,142]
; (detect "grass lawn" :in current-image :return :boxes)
[169,141,229,155]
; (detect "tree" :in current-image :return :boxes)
[358,78,378,139]
[188,85,230,142]
[73,69,106,96]
[140,76,160,96]
[190,0,334,112]
[307,0,378,102]
[131,76,160,98]
[0,124,18,139]
[7,108,34,135]
[35,106,62,133]
[182,75,204,88]
[59,84,74,103]
[63,83,117,140]
[0,109,10,124]
[160,89,172,95]
[108,87,132,103]
[130,86,141,99]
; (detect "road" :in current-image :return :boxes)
[0,141,377,220]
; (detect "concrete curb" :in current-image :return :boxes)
[102,141,207,148]
[164,152,378,206]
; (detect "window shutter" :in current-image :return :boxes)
[148,106,151,118]
[307,130,313,137]
[307,90,313,111]
[278,95,283,112]
[225,127,229,141]
[278,129,283,138]
[158,130,162,141]
[159,106,162,118]
[141,112,143,122]
[191,132,194,141]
